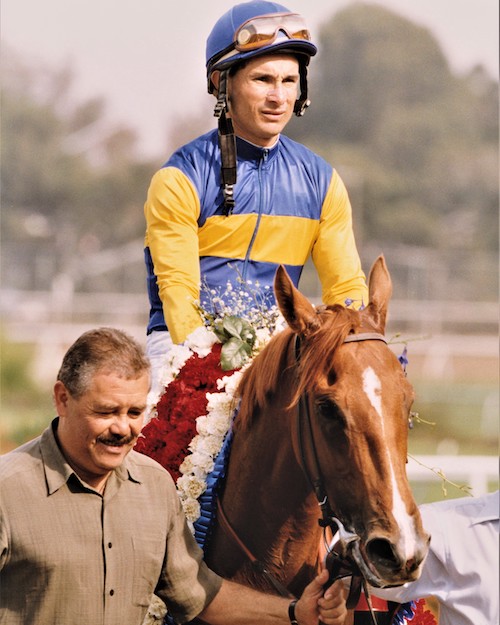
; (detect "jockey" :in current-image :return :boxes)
[143,0,368,396]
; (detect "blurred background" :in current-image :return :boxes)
[1,0,498,502]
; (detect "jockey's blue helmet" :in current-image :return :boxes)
[206,1,317,115]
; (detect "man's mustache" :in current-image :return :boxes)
[97,433,135,446]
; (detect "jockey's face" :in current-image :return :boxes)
[226,54,299,147]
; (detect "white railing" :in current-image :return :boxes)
[1,288,498,335]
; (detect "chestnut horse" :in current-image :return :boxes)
[203,256,429,605]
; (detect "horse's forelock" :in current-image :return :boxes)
[294,306,360,400]
[236,306,360,429]
[235,328,295,430]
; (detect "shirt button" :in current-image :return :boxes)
[108,542,112,548]
[110,589,115,596]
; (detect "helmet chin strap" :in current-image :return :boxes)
[214,69,237,216]
[213,62,310,215]
[294,63,311,116]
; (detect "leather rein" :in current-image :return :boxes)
[216,331,388,620]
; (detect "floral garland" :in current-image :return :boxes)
[136,278,285,529]
[135,328,239,525]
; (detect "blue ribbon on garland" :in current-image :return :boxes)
[193,425,234,550]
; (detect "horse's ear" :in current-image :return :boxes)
[367,255,392,333]
[274,265,320,336]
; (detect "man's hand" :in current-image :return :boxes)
[197,569,348,624]
[295,569,347,625]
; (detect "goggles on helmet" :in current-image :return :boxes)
[234,12,311,51]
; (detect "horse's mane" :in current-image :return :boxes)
[236,305,362,430]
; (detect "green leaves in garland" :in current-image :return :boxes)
[213,316,256,370]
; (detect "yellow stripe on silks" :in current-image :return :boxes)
[199,214,258,259]
[251,215,319,264]
[199,214,319,265]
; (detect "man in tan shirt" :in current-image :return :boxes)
[0,327,346,625]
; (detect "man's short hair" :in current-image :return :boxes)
[57,327,150,398]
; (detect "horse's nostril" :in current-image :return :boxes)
[366,538,400,570]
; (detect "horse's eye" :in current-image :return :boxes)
[316,398,344,424]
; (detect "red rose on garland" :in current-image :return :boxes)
[135,343,236,481]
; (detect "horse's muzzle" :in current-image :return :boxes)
[352,532,430,588]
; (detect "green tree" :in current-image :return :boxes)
[288,3,498,252]
[304,3,453,144]
[1,47,156,291]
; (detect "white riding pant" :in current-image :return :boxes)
[146,330,174,403]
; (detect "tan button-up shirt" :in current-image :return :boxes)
[0,419,222,625]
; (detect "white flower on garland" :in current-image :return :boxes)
[144,327,220,425]
[177,369,245,528]
[185,325,219,357]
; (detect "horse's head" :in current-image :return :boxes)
[274,256,429,588]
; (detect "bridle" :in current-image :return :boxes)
[216,330,389,623]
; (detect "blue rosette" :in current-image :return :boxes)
[193,421,235,551]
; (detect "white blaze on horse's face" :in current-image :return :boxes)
[362,367,382,416]
[362,366,419,564]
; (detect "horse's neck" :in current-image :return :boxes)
[225,407,312,518]
[225,375,307,510]
[207,381,322,592]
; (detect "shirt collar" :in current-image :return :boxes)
[236,135,280,163]
[40,418,142,495]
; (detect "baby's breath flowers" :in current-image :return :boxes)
[197,273,284,338]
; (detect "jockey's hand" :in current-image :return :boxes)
[295,569,347,625]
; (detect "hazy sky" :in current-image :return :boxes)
[2,0,498,159]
